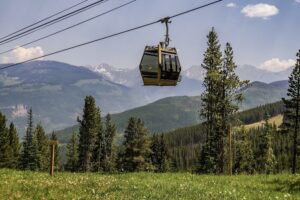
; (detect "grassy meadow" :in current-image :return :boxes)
[245,114,283,130]
[0,169,300,200]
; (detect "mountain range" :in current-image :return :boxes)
[182,64,291,83]
[0,60,291,135]
[89,63,292,86]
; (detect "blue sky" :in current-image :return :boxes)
[0,0,299,71]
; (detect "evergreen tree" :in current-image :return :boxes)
[282,50,300,174]
[197,144,216,174]
[119,117,136,171]
[0,112,10,168]
[198,28,223,174]
[256,115,276,174]
[50,132,60,171]
[77,96,99,172]
[151,134,160,171]
[36,124,48,170]
[136,119,152,171]
[159,134,170,172]
[103,113,116,172]
[219,43,248,173]
[274,129,290,173]
[20,108,39,170]
[8,123,20,169]
[92,107,104,172]
[198,29,246,174]
[121,118,152,172]
[65,133,78,172]
[151,134,170,172]
[234,127,255,174]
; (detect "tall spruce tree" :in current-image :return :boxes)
[119,117,136,171]
[219,43,248,173]
[8,123,20,169]
[136,119,152,171]
[36,124,48,171]
[103,113,116,172]
[198,28,223,174]
[0,112,10,168]
[198,29,246,174]
[282,50,300,174]
[65,133,78,172]
[20,108,39,170]
[121,118,152,172]
[92,107,104,172]
[77,96,99,172]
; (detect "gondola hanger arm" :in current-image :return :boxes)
[160,17,171,48]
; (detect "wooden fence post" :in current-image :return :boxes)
[48,140,58,176]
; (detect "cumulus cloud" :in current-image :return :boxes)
[241,4,279,19]
[259,58,296,72]
[227,3,237,8]
[11,104,28,119]
[1,46,44,63]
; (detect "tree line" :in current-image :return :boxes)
[0,108,60,171]
[65,96,170,173]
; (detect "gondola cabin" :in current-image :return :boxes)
[139,42,181,86]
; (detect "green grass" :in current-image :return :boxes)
[1,169,300,200]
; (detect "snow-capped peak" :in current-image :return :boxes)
[83,64,140,87]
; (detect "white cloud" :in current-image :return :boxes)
[241,4,279,19]
[11,104,28,119]
[296,0,300,3]
[1,46,44,63]
[259,58,296,72]
[227,3,237,8]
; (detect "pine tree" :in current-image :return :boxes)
[282,50,300,174]
[92,107,104,172]
[197,29,246,174]
[0,112,10,168]
[50,132,60,171]
[136,119,152,171]
[8,123,20,169]
[36,124,48,171]
[20,108,39,170]
[119,117,136,171]
[198,28,223,174]
[256,115,276,174]
[103,113,116,172]
[77,96,99,172]
[159,134,170,172]
[65,133,78,172]
[121,118,152,172]
[234,127,255,174]
[219,43,248,173]
[274,129,290,173]
[151,134,160,171]
[151,134,170,172]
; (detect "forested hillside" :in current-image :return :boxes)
[163,100,286,171]
[54,100,284,144]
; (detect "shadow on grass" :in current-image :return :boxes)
[267,176,300,193]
